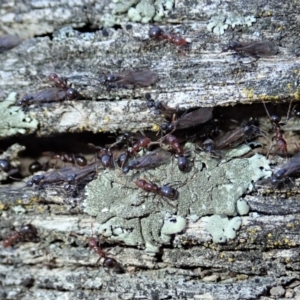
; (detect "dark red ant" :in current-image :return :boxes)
[3,223,39,248]
[88,225,123,273]
[114,136,153,172]
[128,137,151,155]
[44,152,87,168]
[135,179,179,200]
[166,134,184,155]
[148,25,190,52]
[48,73,79,100]
[262,100,292,157]
[165,134,191,172]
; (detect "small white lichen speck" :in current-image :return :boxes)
[207,16,228,35]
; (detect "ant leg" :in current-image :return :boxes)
[285,100,293,124]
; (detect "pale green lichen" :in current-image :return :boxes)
[128,0,156,23]
[202,215,242,243]
[0,92,38,138]
[207,16,228,35]
[100,0,173,26]
[207,13,256,35]
[84,145,271,252]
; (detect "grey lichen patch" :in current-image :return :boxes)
[0,143,25,181]
[84,148,270,251]
[177,153,271,217]
[207,13,256,35]
[100,0,173,26]
[95,217,144,248]
[0,92,38,138]
[202,215,242,243]
[207,16,228,35]
[225,13,256,28]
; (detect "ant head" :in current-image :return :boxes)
[33,174,45,183]
[66,173,76,183]
[29,161,43,174]
[17,94,32,106]
[48,73,58,82]
[106,74,116,82]
[270,114,281,124]
[274,168,286,180]
[293,105,300,117]
[20,223,37,235]
[74,155,87,167]
[147,99,155,108]
[222,40,240,52]
[0,159,11,172]
[161,122,173,132]
[66,88,79,100]
[202,139,215,153]
[122,166,130,174]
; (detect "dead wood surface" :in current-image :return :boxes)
[1,0,300,299]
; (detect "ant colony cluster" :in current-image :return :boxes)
[0,21,296,276]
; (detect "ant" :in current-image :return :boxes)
[213,118,260,150]
[128,137,151,156]
[101,69,159,89]
[135,179,179,201]
[17,73,80,107]
[222,40,278,60]
[148,25,190,52]
[43,152,87,168]
[88,225,123,273]
[161,108,213,132]
[271,153,300,186]
[2,223,39,248]
[25,163,97,191]
[124,149,171,174]
[88,144,113,168]
[262,100,293,157]
[48,73,79,100]
[114,136,153,172]
[165,134,191,172]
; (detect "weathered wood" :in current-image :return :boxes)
[0,1,299,135]
[1,0,300,299]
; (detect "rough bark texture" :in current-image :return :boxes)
[1,0,300,299]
